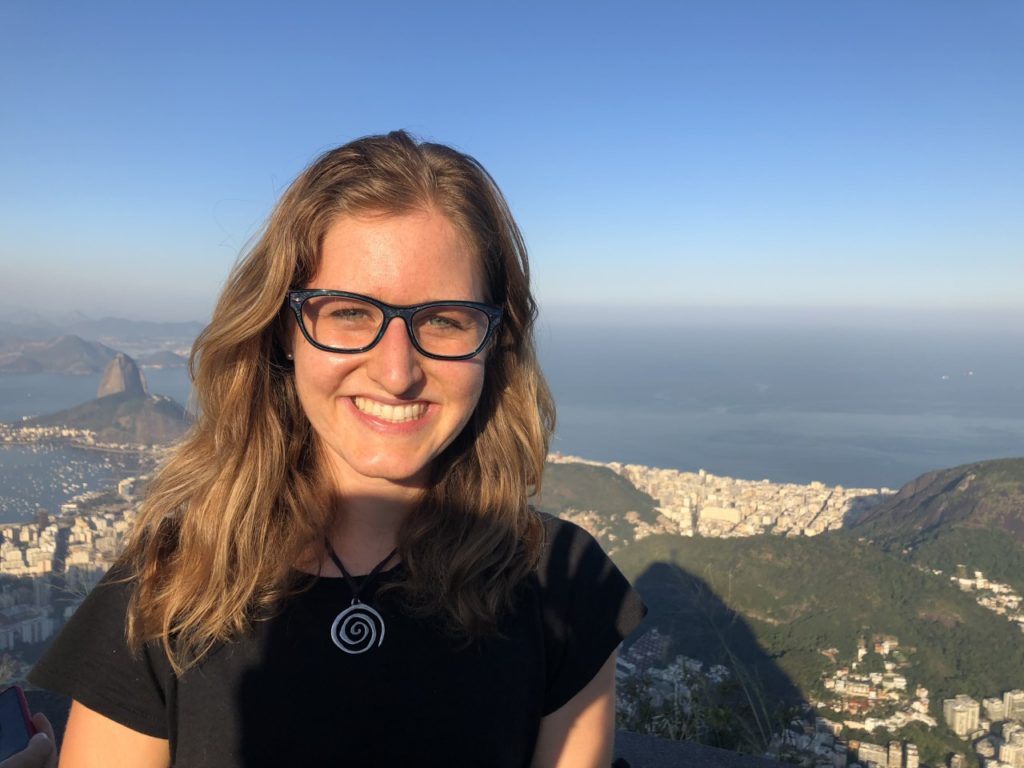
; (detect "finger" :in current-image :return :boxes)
[0,732,54,768]
[30,712,55,743]
[30,713,58,768]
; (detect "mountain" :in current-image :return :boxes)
[97,353,148,398]
[136,350,189,368]
[847,458,1024,590]
[0,311,204,345]
[29,391,189,445]
[539,457,1024,740]
[0,315,201,372]
[537,462,657,517]
[55,315,204,342]
[613,531,1024,710]
[534,462,661,551]
[0,335,117,374]
[850,458,1024,543]
[27,353,188,444]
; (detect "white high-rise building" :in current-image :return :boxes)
[944,695,981,737]
[1005,690,1024,722]
[984,696,1007,722]
[888,741,903,768]
[859,741,888,768]
[999,742,1024,768]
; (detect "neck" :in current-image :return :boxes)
[323,494,413,576]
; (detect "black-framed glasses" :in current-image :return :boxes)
[286,290,503,361]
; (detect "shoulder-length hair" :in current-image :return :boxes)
[121,131,555,672]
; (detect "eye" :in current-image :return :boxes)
[310,297,378,325]
[425,314,465,331]
[416,307,480,335]
[330,306,373,321]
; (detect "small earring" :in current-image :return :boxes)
[286,353,294,360]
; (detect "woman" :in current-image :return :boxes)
[30,131,645,766]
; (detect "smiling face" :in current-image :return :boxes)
[290,208,488,497]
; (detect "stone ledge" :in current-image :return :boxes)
[614,730,785,767]
[26,690,786,765]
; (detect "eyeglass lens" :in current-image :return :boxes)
[301,295,490,357]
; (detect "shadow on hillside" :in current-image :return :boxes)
[16,547,795,766]
[631,560,806,732]
[841,490,890,528]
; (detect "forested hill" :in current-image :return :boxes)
[852,458,1024,543]
[847,458,1024,591]
[613,531,1024,708]
[533,461,660,550]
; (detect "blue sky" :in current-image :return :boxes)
[2,1,1022,322]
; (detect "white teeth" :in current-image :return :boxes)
[353,397,427,423]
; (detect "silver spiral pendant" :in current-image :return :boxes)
[330,600,386,654]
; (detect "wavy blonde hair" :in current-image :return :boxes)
[121,131,555,671]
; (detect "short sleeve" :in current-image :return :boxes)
[536,515,647,714]
[28,567,171,738]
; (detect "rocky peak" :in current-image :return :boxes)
[96,352,148,398]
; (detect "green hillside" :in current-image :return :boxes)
[872,526,1024,595]
[853,458,1024,543]
[533,462,659,549]
[537,462,658,516]
[850,458,1024,591]
[612,532,1024,707]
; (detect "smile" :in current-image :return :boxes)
[352,397,428,423]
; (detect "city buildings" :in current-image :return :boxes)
[943,695,981,738]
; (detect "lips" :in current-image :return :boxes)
[352,396,428,423]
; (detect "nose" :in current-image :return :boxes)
[364,317,425,395]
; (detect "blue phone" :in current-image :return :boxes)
[0,685,36,760]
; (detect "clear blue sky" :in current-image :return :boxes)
[2,1,1022,322]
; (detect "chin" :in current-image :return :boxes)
[341,454,435,487]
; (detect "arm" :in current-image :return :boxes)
[531,651,617,768]
[58,701,169,768]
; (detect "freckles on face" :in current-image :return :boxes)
[290,209,490,492]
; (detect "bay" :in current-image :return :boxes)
[0,443,151,522]
[1,322,1023,523]
[537,322,1024,489]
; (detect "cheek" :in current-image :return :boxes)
[292,350,358,406]
[454,361,487,419]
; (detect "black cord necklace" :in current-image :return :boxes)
[326,540,397,655]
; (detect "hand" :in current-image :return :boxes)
[0,713,57,768]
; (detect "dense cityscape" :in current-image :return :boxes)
[549,452,894,540]
[1,428,1022,767]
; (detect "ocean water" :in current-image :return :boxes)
[0,368,193,423]
[537,322,1024,489]
[0,368,190,522]
[0,443,150,522]
[1,322,1023,522]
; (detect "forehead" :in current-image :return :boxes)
[309,209,486,303]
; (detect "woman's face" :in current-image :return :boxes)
[290,208,488,495]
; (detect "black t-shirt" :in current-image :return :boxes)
[30,515,646,767]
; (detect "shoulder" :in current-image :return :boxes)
[530,512,647,714]
[29,562,172,739]
[535,512,626,593]
[47,562,137,638]
[537,511,592,554]
[534,511,646,624]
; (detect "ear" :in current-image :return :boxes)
[274,313,295,363]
